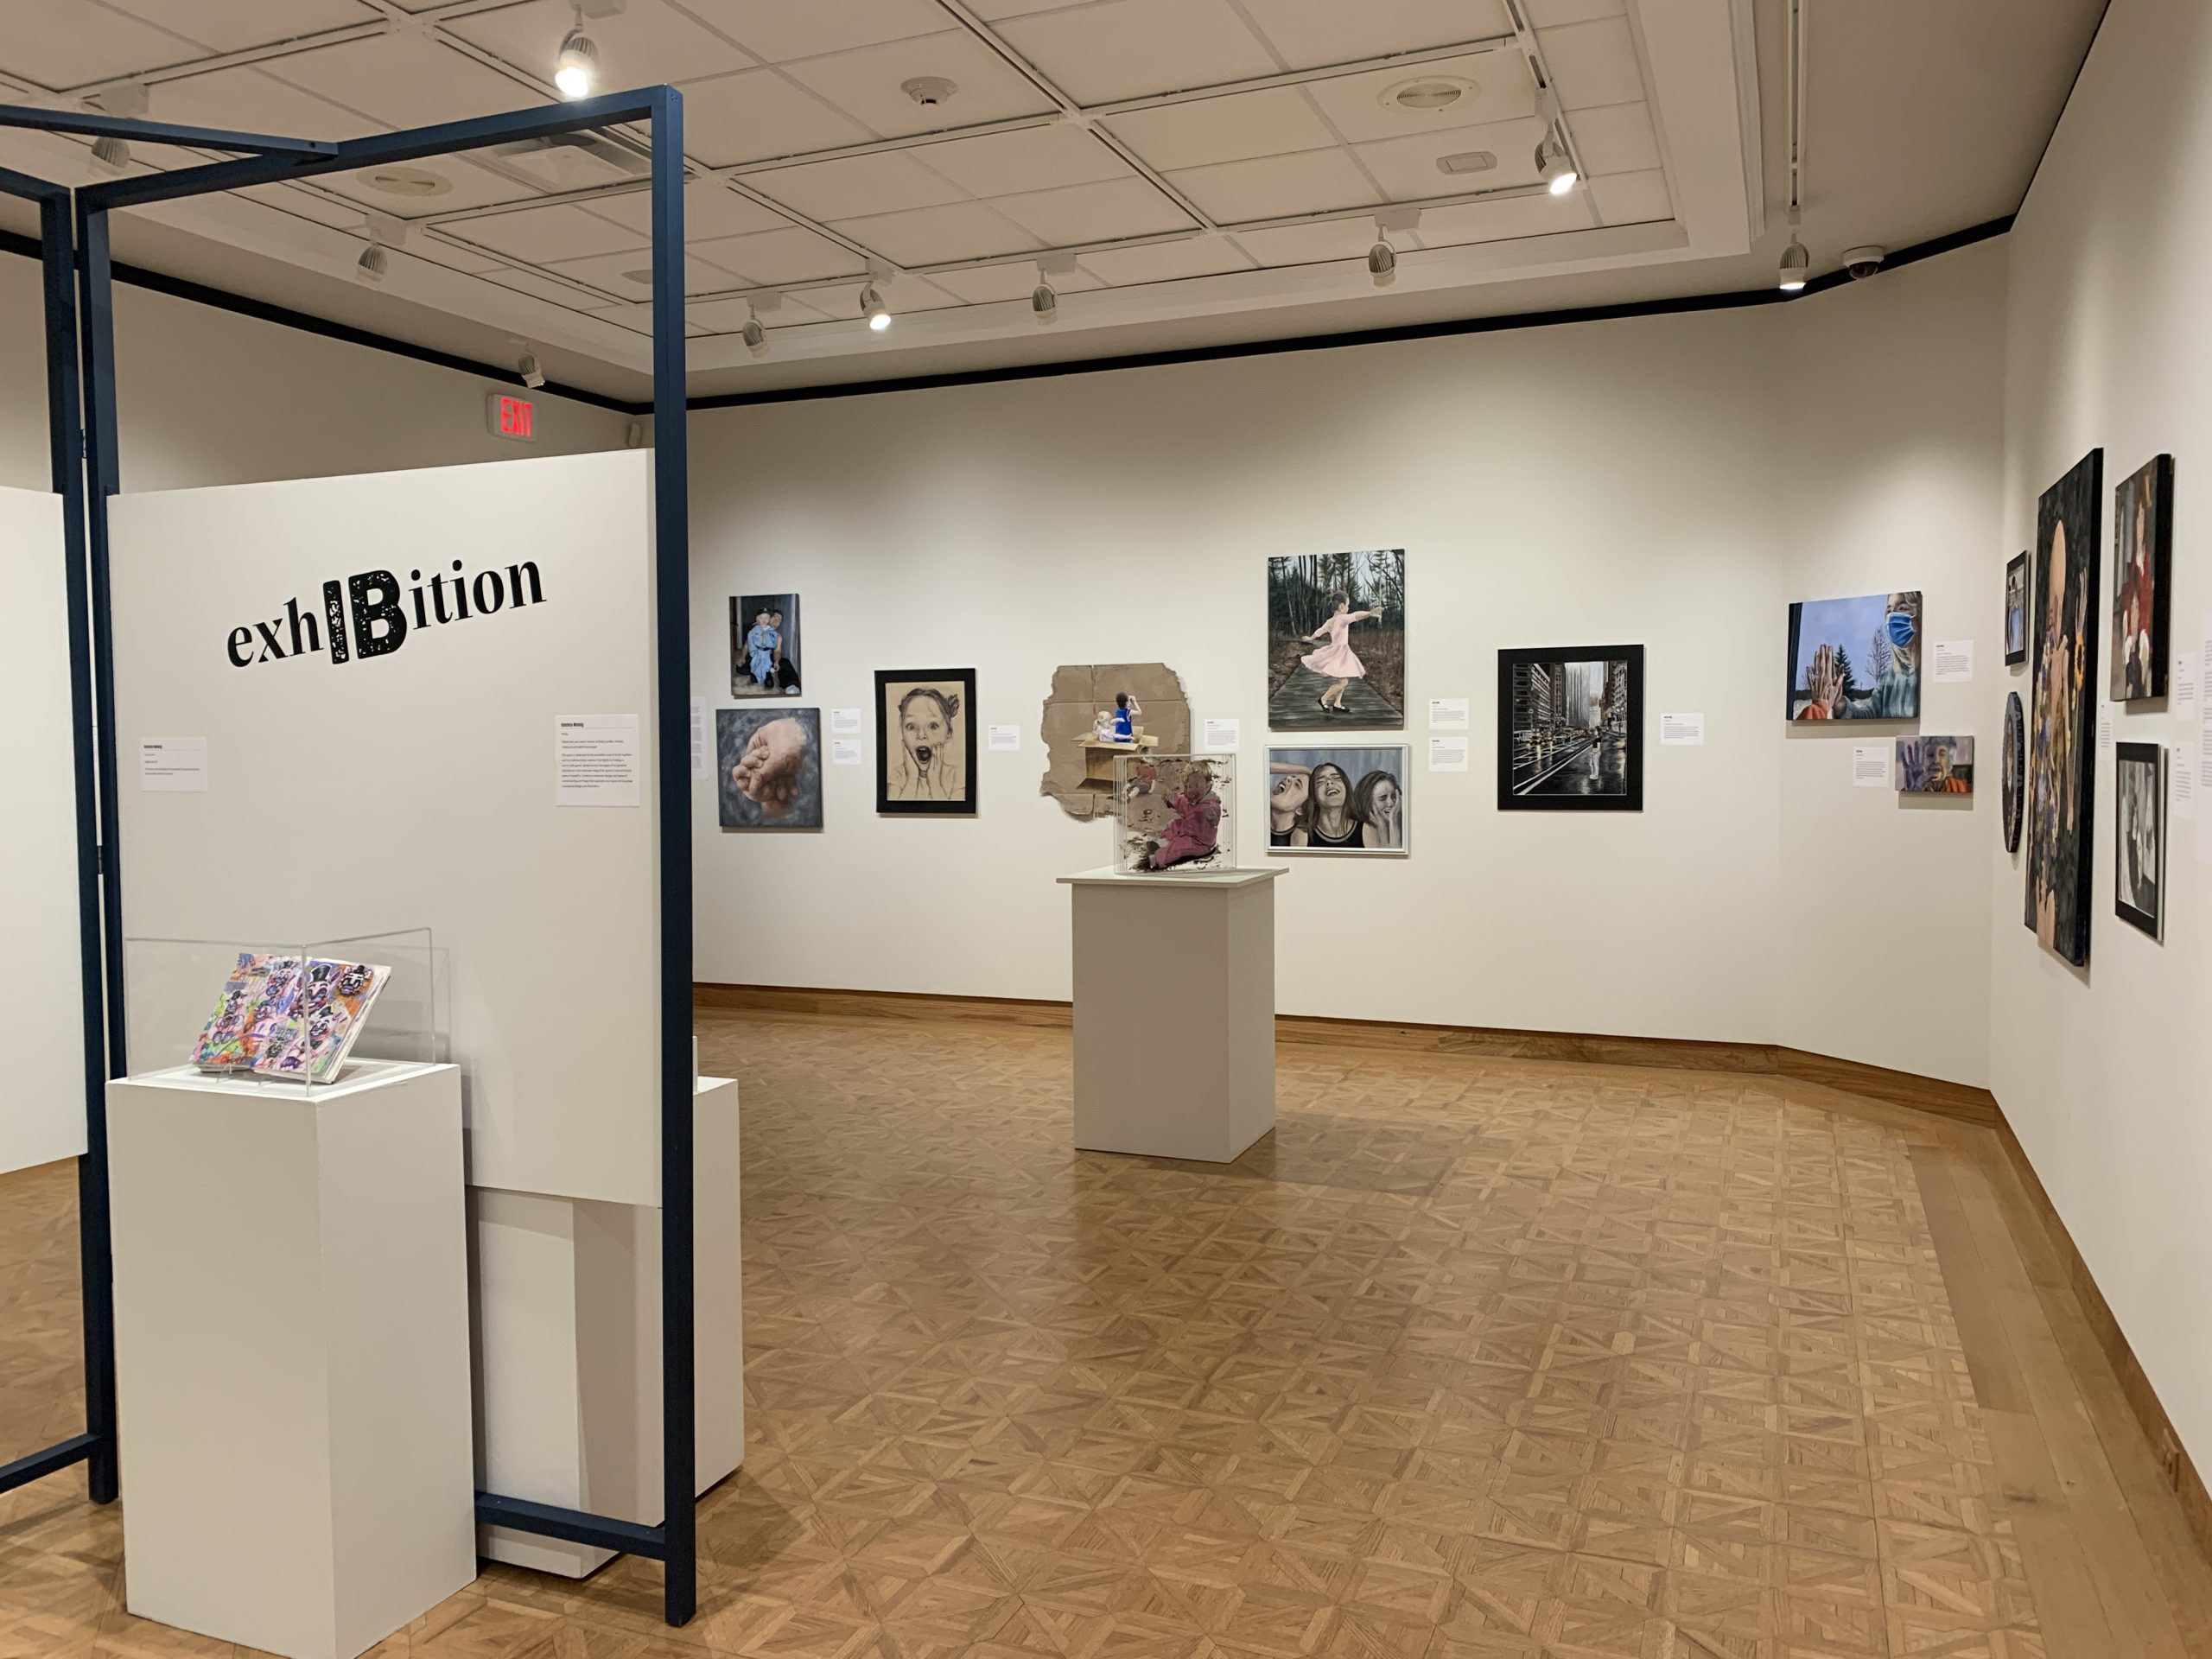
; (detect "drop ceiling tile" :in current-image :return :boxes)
[993,0,1281,105]
[1584,167,1671,226]
[1235,0,1514,72]
[681,67,874,165]
[0,3,201,88]
[1102,87,1338,172]
[269,33,541,129]
[1229,219,1376,267]
[542,249,741,300]
[1537,17,1646,111]
[1414,188,1595,245]
[961,0,1091,17]
[445,201,649,264]
[478,266,627,310]
[446,0,756,88]
[475,132,653,194]
[749,151,969,223]
[1304,49,1534,143]
[1522,0,1626,23]
[309,156,543,218]
[1351,118,1545,200]
[687,295,783,332]
[1566,101,1660,175]
[781,30,1058,138]
[588,182,792,240]
[235,183,366,232]
[102,0,378,54]
[1078,237,1254,286]
[988,177,1194,245]
[918,124,1132,197]
[407,237,505,276]
[1167,148,1380,223]
[926,262,1101,304]
[693,225,869,284]
[824,200,1039,265]
[141,64,380,143]
[670,0,951,65]
[872,276,966,313]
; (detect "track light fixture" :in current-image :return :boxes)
[89,135,130,177]
[860,283,892,332]
[1032,264,1058,325]
[554,4,598,99]
[1777,211,1810,292]
[356,244,389,286]
[1535,129,1577,195]
[517,349,547,390]
[741,301,769,358]
[1366,209,1419,288]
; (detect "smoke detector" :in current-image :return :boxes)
[1381,76,1473,113]
[901,76,958,108]
[365,166,453,200]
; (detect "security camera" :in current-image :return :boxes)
[1843,245,1886,281]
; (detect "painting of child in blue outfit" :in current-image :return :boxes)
[730,592,801,697]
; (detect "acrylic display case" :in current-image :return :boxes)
[1110,753,1236,874]
[123,928,442,1096]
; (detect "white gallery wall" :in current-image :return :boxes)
[687,238,2009,1085]
[1993,0,2212,1488]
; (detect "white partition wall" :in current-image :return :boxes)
[108,449,663,1207]
[0,483,86,1175]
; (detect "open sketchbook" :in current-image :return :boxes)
[190,952,391,1084]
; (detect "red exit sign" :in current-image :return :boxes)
[486,391,536,442]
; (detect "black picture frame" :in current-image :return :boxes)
[2001,690,2024,855]
[2004,552,2030,666]
[2112,454,2174,701]
[875,667,978,816]
[1497,644,1644,811]
[2027,449,2101,966]
[2114,741,2165,939]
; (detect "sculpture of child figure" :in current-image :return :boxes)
[1109,691,1141,741]
[1146,761,1222,871]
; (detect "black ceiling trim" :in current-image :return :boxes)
[3,213,2014,420]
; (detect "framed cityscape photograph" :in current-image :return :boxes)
[1497,645,1644,811]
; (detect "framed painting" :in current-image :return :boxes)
[2004,553,2029,666]
[2112,455,2173,700]
[1896,735,1974,794]
[1265,745,1408,853]
[715,707,822,830]
[1266,550,1406,729]
[1497,645,1643,811]
[2115,741,2165,939]
[876,668,976,815]
[1787,591,1922,720]
[2001,691,2024,854]
[2025,448,2101,965]
[730,592,800,697]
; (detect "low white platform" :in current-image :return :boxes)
[109,1060,474,1659]
[1058,866,1281,1163]
[473,1070,744,1576]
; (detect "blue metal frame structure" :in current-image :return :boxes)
[0,89,698,1626]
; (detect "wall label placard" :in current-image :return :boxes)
[1852,745,1892,788]
[1931,640,1974,683]
[555,714,640,807]
[139,736,208,792]
[1427,698,1469,731]
[1201,717,1241,752]
[830,738,863,766]
[1659,712,1706,746]
[987,724,1021,752]
[225,558,546,670]
[1427,735,1469,772]
[830,707,863,737]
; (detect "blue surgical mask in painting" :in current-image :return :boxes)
[1886,612,1916,648]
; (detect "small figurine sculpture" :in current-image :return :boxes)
[1110,692,1141,741]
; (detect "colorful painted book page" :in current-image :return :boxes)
[259,959,391,1083]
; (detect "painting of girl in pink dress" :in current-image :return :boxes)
[1267,550,1406,729]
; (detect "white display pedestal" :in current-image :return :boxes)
[108,1061,474,1659]
[1058,866,1281,1162]
[473,1071,743,1577]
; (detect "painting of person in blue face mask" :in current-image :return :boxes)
[1786,591,1923,721]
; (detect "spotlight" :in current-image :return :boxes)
[89,135,130,177]
[1777,237,1809,293]
[1032,270,1058,325]
[1535,130,1578,196]
[741,304,769,358]
[356,244,389,286]
[517,350,547,390]
[554,6,598,99]
[1367,238,1396,287]
[860,283,892,332]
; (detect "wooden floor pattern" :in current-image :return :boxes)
[4,1011,2211,1657]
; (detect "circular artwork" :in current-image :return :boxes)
[2002,690,2025,854]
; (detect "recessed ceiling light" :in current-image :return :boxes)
[1380,76,1473,113]
[365,166,452,200]
[1435,150,1497,176]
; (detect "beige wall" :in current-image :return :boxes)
[1993,0,2212,1483]
[686,239,2008,1084]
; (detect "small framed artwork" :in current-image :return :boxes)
[1265,745,1408,853]
[716,708,822,830]
[2004,553,2029,665]
[2112,454,2174,700]
[1895,734,1974,794]
[1497,645,1644,811]
[2001,692,2024,853]
[731,593,800,697]
[876,668,976,815]
[2114,741,2165,939]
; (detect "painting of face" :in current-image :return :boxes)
[1266,549,1407,729]
[730,591,800,697]
[716,707,823,830]
[1497,645,1644,811]
[1266,746,1409,855]
[1895,734,1974,795]
[1786,592,1922,720]
[2026,449,2102,966]
[2115,742,2164,938]
[2111,455,2173,701]
[876,668,976,814]
[2004,553,2030,666]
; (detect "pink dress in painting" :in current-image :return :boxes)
[1300,613,1366,680]
[1152,790,1222,868]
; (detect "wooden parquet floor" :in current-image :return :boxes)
[4,1011,2212,1658]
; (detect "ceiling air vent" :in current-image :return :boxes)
[1436,150,1497,176]
[1381,76,1473,112]
[364,166,452,199]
